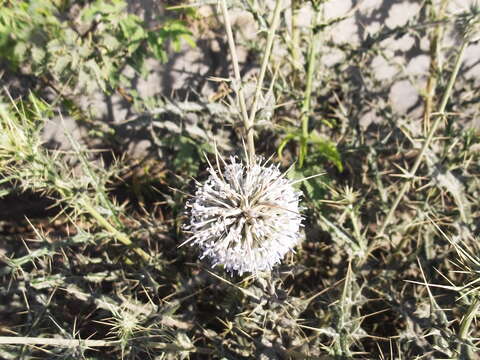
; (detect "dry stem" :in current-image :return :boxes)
[0,336,115,347]
[219,0,253,162]
[220,0,283,164]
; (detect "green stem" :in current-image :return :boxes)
[457,296,480,359]
[349,207,364,250]
[377,38,468,238]
[299,9,321,167]
[81,199,151,261]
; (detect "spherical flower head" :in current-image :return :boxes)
[183,156,303,276]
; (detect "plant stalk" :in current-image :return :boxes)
[248,0,282,127]
[220,0,254,163]
[299,9,322,167]
[81,199,151,261]
[0,336,115,347]
[457,296,480,359]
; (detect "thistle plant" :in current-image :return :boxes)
[0,92,150,261]
[3,0,480,358]
[183,0,305,276]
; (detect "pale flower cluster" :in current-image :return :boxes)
[184,156,303,275]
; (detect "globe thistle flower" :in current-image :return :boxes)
[183,155,303,276]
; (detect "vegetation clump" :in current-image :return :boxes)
[0,0,479,359]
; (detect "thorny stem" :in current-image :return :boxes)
[81,199,151,261]
[333,262,354,357]
[248,0,282,127]
[376,38,469,238]
[219,0,253,163]
[457,296,480,359]
[299,8,322,167]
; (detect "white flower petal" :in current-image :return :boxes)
[185,156,303,275]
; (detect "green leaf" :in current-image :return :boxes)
[102,33,120,51]
[31,46,45,63]
[147,32,167,62]
[119,15,147,54]
[13,42,27,61]
[52,54,70,74]
[81,0,125,22]
[288,160,327,201]
[77,69,90,92]
[308,133,343,171]
[277,132,300,159]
